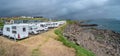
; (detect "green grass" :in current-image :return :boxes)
[54,25,95,56]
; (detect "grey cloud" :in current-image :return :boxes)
[0,0,120,19]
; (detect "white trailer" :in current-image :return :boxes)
[3,24,29,39]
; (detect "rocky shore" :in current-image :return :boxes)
[63,24,120,56]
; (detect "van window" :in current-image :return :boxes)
[12,26,16,29]
[30,28,32,30]
[40,24,44,27]
[12,31,17,34]
[6,27,10,32]
[23,28,26,32]
[53,23,57,25]
[46,24,50,25]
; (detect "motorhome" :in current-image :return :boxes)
[58,21,66,25]
[46,22,60,28]
[28,24,39,34]
[36,22,48,31]
[3,24,29,39]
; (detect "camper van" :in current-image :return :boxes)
[28,24,39,34]
[58,21,66,25]
[36,22,48,31]
[3,24,29,39]
[46,22,60,28]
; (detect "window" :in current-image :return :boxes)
[23,28,26,32]
[30,28,32,30]
[12,26,16,29]
[6,27,10,32]
[53,23,57,25]
[40,24,44,27]
[46,24,50,26]
[12,31,17,34]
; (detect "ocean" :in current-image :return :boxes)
[85,19,120,33]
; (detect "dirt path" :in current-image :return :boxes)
[18,28,76,56]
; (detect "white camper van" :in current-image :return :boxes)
[36,22,48,31]
[3,24,29,39]
[58,21,66,25]
[28,24,39,34]
[46,22,60,28]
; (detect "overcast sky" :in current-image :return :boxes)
[0,0,120,19]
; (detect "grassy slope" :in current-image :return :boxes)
[54,21,95,56]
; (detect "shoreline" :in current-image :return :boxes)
[63,22,120,56]
[82,19,120,33]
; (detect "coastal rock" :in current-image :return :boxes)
[63,24,120,56]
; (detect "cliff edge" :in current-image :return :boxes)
[63,24,120,56]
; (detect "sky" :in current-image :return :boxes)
[0,0,120,19]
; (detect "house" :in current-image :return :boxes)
[4,19,14,24]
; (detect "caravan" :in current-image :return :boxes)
[3,24,29,39]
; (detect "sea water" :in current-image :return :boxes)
[86,19,120,33]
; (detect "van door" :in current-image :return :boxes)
[21,26,28,38]
[11,26,17,38]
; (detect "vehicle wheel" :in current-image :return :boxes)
[31,32,34,34]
